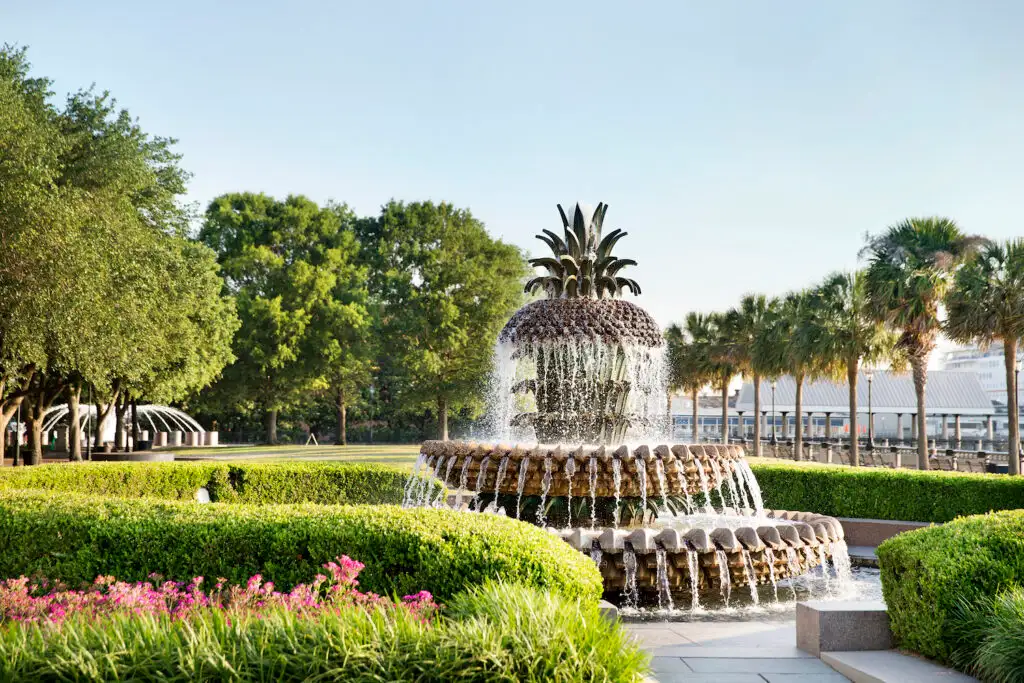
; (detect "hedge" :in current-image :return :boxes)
[748,458,1024,523]
[0,461,439,506]
[0,489,602,603]
[877,510,1024,664]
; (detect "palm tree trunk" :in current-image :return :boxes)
[691,388,699,444]
[794,373,804,460]
[721,377,729,445]
[848,360,859,466]
[1004,338,1020,475]
[911,356,929,470]
[752,374,761,457]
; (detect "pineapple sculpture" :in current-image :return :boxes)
[499,203,664,444]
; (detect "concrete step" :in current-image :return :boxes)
[822,650,978,682]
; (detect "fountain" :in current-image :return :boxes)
[406,202,850,607]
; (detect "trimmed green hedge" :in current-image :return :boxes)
[0,489,602,603]
[878,510,1024,664]
[749,458,1024,523]
[0,461,437,505]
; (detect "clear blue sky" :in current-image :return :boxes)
[6,1,1024,331]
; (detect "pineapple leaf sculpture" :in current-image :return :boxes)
[525,203,641,299]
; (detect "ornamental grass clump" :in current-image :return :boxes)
[0,556,438,626]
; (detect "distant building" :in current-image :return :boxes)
[940,342,1023,405]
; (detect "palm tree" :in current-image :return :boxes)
[723,295,775,455]
[863,217,986,470]
[945,239,1024,475]
[811,271,898,466]
[697,312,739,445]
[524,203,640,298]
[666,322,712,443]
[753,291,822,459]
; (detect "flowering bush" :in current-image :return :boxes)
[0,556,438,625]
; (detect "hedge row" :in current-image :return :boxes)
[0,489,602,603]
[748,458,1024,523]
[877,510,1024,664]
[0,461,439,505]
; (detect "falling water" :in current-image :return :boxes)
[622,546,639,608]
[674,461,696,514]
[636,458,648,521]
[564,456,577,525]
[654,458,669,512]
[741,549,760,604]
[443,455,457,488]
[589,540,602,569]
[708,458,730,511]
[719,460,742,512]
[492,456,510,511]
[786,547,803,594]
[416,457,438,507]
[536,456,553,526]
[655,547,674,611]
[403,454,425,507]
[612,458,622,528]
[455,456,473,509]
[472,456,490,511]
[693,457,714,513]
[736,461,766,516]
[688,549,701,611]
[431,456,453,507]
[763,547,779,602]
[817,545,832,594]
[516,456,532,520]
[830,540,853,585]
[731,463,753,511]
[715,550,731,606]
[588,455,598,529]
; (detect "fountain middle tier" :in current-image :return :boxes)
[415,441,754,502]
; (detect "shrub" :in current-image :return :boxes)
[953,587,1024,683]
[0,461,438,505]
[748,458,1024,523]
[877,510,1024,664]
[0,583,647,682]
[0,490,602,603]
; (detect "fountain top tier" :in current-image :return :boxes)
[498,298,663,348]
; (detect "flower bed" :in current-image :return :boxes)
[0,561,647,682]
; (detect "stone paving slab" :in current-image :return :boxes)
[821,651,979,682]
[684,658,842,674]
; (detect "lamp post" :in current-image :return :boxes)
[13,402,20,467]
[866,370,874,449]
[368,384,375,444]
[770,380,777,445]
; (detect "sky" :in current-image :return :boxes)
[6,1,1024,347]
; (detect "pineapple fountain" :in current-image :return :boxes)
[405,203,850,609]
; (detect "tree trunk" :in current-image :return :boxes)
[752,374,761,457]
[911,356,929,470]
[67,383,82,461]
[1005,338,1020,475]
[848,360,859,466]
[437,396,448,441]
[95,381,119,449]
[114,394,128,451]
[131,398,140,452]
[721,377,729,445]
[265,409,278,444]
[794,373,804,460]
[691,388,699,444]
[26,414,43,466]
[336,389,348,446]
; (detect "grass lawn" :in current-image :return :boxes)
[177,443,422,468]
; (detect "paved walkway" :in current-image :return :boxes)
[626,619,849,682]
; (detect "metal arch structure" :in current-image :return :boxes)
[43,404,206,441]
